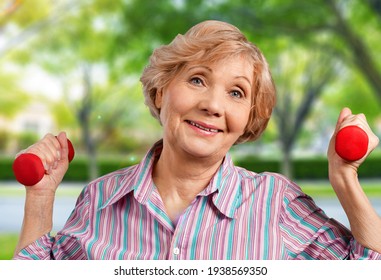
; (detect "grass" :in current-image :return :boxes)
[0,182,84,260]
[0,182,84,198]
[299,180,381,198]
[0,234,18,260]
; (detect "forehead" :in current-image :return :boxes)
[182,55,254,83]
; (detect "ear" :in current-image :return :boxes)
[155,89,163,109]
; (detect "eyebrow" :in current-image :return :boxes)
[235,75,252,86]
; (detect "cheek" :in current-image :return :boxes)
[159,95,186,125]
[228,108,251,134]
[163,91,193,116]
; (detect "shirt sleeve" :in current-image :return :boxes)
[280,179,381,260]
[14,186,90,260]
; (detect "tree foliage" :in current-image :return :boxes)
[1,0,381,175]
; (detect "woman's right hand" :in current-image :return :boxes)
[16,131,70,195]
[13,132,70,256]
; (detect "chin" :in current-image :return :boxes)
[182,139,228,159]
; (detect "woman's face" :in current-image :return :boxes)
[155,56,253,161]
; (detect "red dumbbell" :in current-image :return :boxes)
[335,125,368,161]
[12,138,75,186]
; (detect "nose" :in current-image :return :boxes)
[198,87,224,117]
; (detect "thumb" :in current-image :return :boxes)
[335,107,352,132]
[56,131,69,162]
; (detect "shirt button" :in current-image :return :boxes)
[173,247,180,255]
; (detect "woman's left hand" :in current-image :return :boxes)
[327,108,381,253]
[327,107,379,175]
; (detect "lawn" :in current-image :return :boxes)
[0,234,18,260]
[0,182,84,197]
[299,179,381,197]
[0,183,84,260]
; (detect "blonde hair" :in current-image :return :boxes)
[140,20,276,143]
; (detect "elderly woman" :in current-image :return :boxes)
[14,20,381,260]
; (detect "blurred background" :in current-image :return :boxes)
[1,0,381,259]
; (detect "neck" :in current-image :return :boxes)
[152,141,224,223]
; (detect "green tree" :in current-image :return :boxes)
[0,69,30,116]
[4,0,381,178]
[5,0,165,178]
[0,0,53,116]
[272,45,337,177]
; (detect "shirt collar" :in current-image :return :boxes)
[208,154,241,219]
[99,140,162,209]
[100,140,242,219]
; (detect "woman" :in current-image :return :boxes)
[14,20,381,259]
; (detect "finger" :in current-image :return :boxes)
[41,135,62,170]
[335,107,352,132]
[56,132,68,162]
[342,114,370,133]
[26,134,60,171]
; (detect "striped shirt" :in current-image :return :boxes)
[15,140,381,260]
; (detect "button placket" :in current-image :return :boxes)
[169,206,194,259]
[173,247,180,255]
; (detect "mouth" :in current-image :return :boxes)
[185,120,223,133]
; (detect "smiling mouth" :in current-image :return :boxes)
[186,120,223,133]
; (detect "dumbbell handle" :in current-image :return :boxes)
[335,125,368,161]
[12,138,75,186]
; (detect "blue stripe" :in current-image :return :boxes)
[117,198,131,259]
[86,181,104,259]
[190,197,208,259]
[136,203,145,259]
[245,191,255,259]
[263,177,275,259]
[153,219,161,259]
[226,218,236,259]
[148,200,172,226]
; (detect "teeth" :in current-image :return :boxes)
[188,121,219,133]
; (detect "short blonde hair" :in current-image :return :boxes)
[140,20,276,144]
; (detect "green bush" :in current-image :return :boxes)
[235,157,280,174]
[98,157,138,175]
[2,155,381,182]
[293,158,329,179]
[0,130,10,151]
[1,155,140,183]
[358,157,381,178]
[0,157,17,180]
[64,157,89,181]
[235,156,381,179]
[56,156,140,182]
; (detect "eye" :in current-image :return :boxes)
[230,90,244,99]
[190,77,204,86]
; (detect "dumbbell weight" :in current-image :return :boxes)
[335,125,368,161]
[12,138,75,186]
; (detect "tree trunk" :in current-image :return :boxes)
[280,141,293,179]
[275,91,294,178]
[78,63,98,180]
[274,57,334,179]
